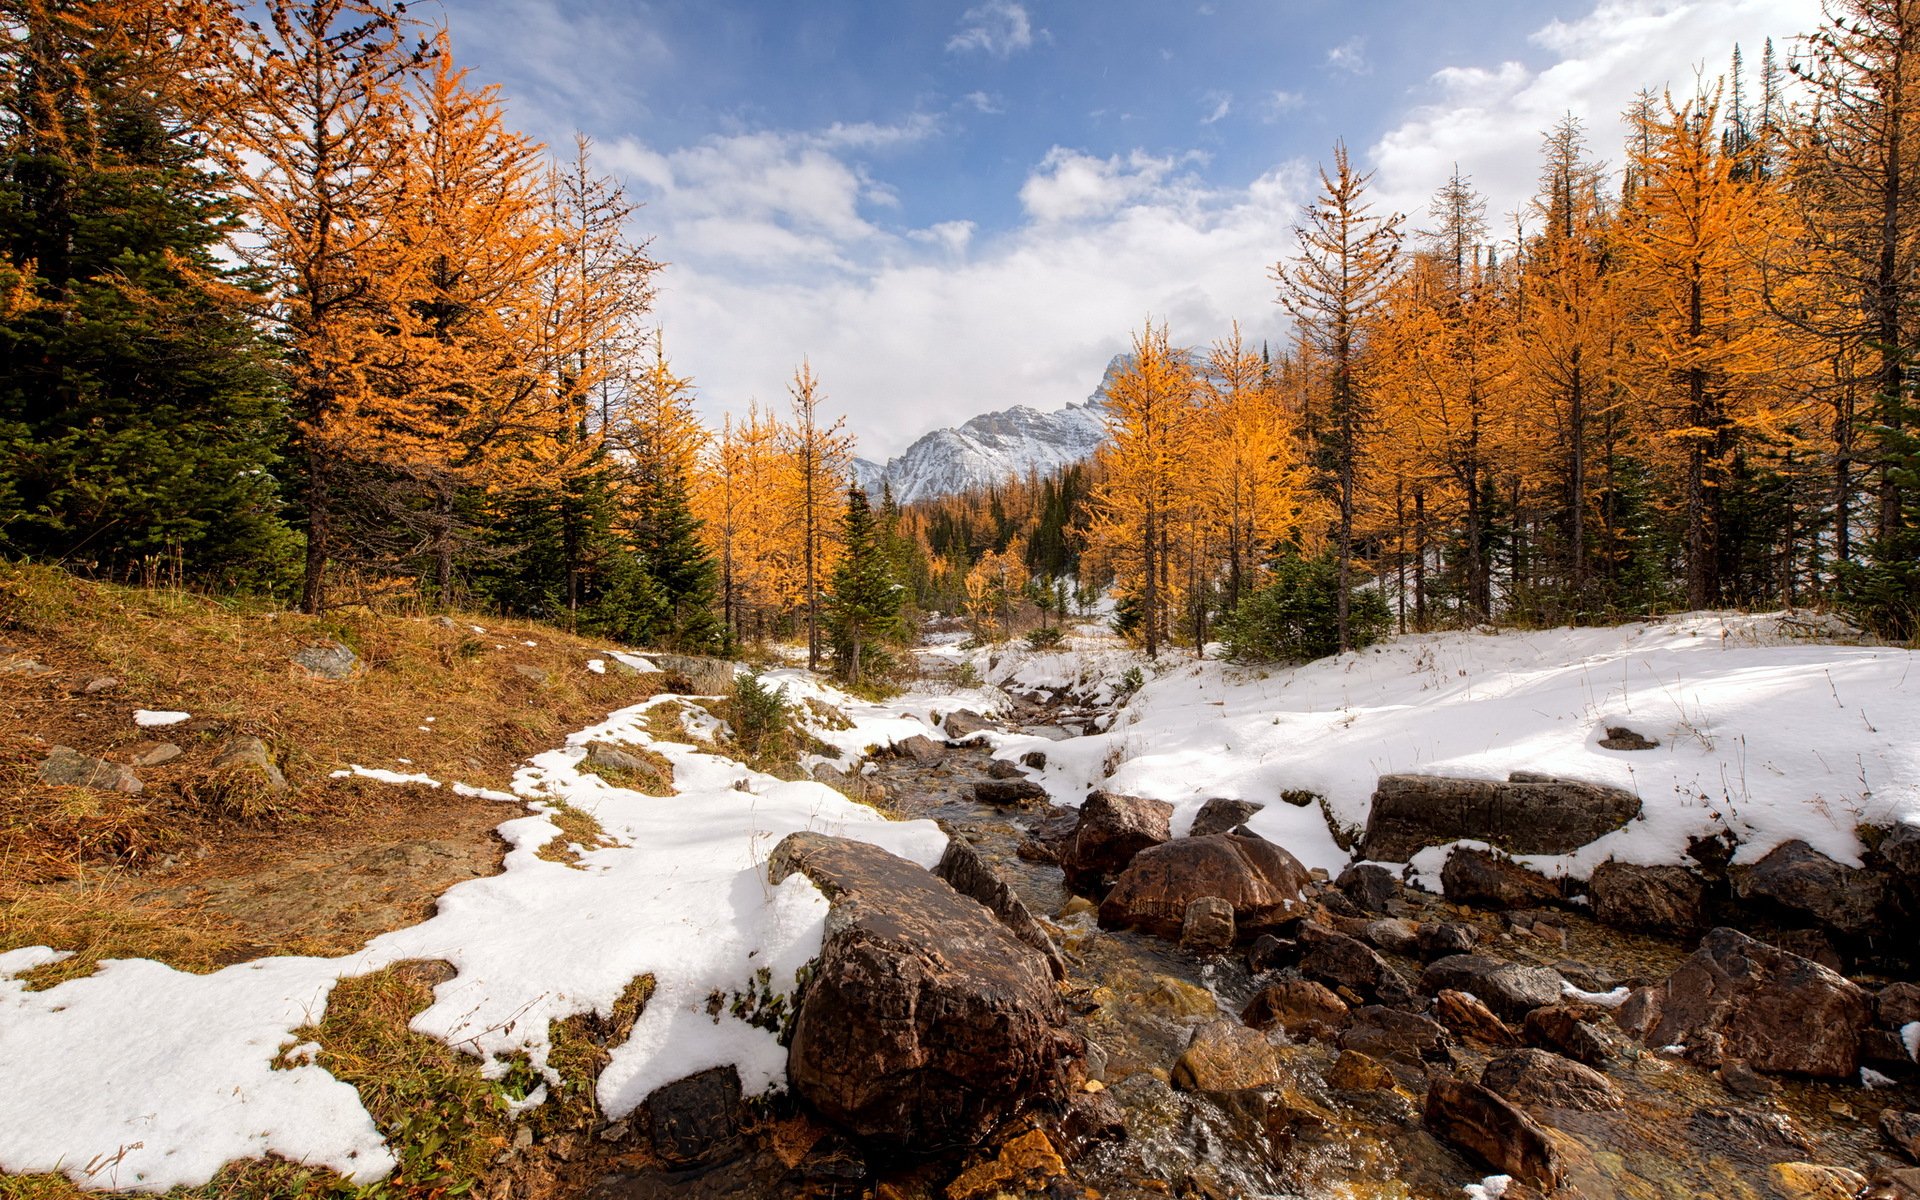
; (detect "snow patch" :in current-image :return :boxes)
[132,709,189,728]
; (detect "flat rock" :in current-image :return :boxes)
[1363,772,1641,862]
[986,759,1025,780]
[1769,1162,1869,1200]
[1433,989,1521,1048]
[944,709,998,740]
[292,639,360,681]
[1171,1019,1285,1093]
[1361,918,1419,956]
[1336,863,1401,915]
[1326,1049,1396,1091]
[1884,1110,1920,1163]
[126,742,182,768]
[1018,749,1048,770]
[1098,833,1309,940]
[1189,797,1263,838]
[974,778,1048,806]
[1599,725,1659,751]
[1441,848,1562,911]
[1881,982,1920,1028]
[769,832,1075,1149]
[1338,1006,1452,1068]
[1617,926,1872,1078]
[1241,979,1350,1041]
[1589,861,1708,937]
[1734,839,1888,939]
[1424,1077,1565,1190]
[1480,1047,1622,1112]
[1523,1002,1621,1066]
[1421,954,1564,1021]
[933,838,1067,981]
[1062,790,1173,894]
[891,734,946,764]
[38,745,143,794]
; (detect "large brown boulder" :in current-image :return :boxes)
[1097,832,1309,940]
[1362,772,1641,862]
[933,839,1067,981]
[1733,839,1889,939]
[1062,791,1173,894]
[1479,1048,1622,1112]
[1424,1077,1565,1190]
[1440,848,1562,911]
[1420,955,1564,1022]
[1617,926,1873,1078]
[1170,1020,1286,1093]
[1589,861,1708,936]
[770,832,1077,1149]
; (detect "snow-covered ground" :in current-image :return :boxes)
[0,673,952,1193]
[966,612,1919,886]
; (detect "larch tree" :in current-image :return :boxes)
[1275,142,1403,649]
[780,359,852,669]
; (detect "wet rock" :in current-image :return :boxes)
[1049,1089,1126,1157]
[1326,1049,1396,1091]
[292,639,359,680]
[1713,1058,1776,1099]
[1298,930,1419,1007]
[1770,1162,1870,1200]
[209,735,289,798]
[38,745,143,794]
[1420,955,1564,1021]
[1617,927,1872,1078]
[126,741,181,768]
[1884,1110,1920,1163]
[1098,832,1310,940]
[944,1129,1066,1200]
[944,709,998,740]
[973,778,1048,806]
[1062,790,1173,894]
[1599,725,1659,751]
[1132,975,1218,1020]
[1423,1077,1565,1190]
[642,1065,744,1168]
[651,654,737,696]
[1734,839,1889,939]
[1440,849,1562,911]
[1189,797,1263,838]
[769,832,1075,1149]
[1171,1019,1285,1092]
[934,838,1068,982]
[1416,921,1479,961]
[1771,928,1845,972]
[1338,1006,1452,1068]
[1179,896,1236,952]
[1246,933,1297,973]
[1688,1106,1811,1158]
[1361,918,1420,956]
[1019,749,1048,770]
[1480,1048,1622,1112]
[1241,978,1350,1041]
[1881,983,1920,1028]
[1875,1166,1920,1200]
[1432,990,1521,1048]
[1522,1002,1620,1066]
[1362,772,1641,862]
[891,734,946,764]
[986,758,1024,780]
[1336,863,1401,914]
[1589,861,1708,937]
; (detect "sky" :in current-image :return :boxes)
[435,0,1825,460]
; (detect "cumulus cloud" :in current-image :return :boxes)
[1018,148,1183,223]
[947,0,1037,58]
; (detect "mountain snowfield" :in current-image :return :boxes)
[2,612,1916,1191]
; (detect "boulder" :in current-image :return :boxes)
[292,639,359,681]
[944,709,998,740]
[1361,918,1420,956]
[1883,1111,1920,1163]
[1247,933,1298,973]
[38,745,143,794]
[1362,772,1641,862]
[1769,1163,1869,1200]
[1733,839,1888,939]
[643,1065,744,1168]
[1617,926,1873,1078]
[890,734,946,764]
[974,778,1048,806]
[1440,848,1562,911]
[1523,1002,1621,1066]
[1336,863,1401,915]
[1062,790,1173,894]
[1326,1049,1396,1091]
[1338,1006,1452,1068]
[1298,930,1419,1008]
[1019,749,1048,770]
[1423,1077,1565,1190]
[652,654,737,696]
[1416,921,1479,961]
[1589,861,1708,937]
[1179,897,1235,953]
[1241,979,1350,1041]
[1098,833,1309,940]
[210,735,289,799]
[1189,798,1263,838]
[1480,1048,1622,1112]
[1880,982,1920,1029]
[769,833,1076,1148]
[986,759,1025,780]
[1171,1020,1285,1093]
[1432,990,1520,1048]
[1420,955,1564,1021]
[934,839,1068,982]
[586,741,666,786]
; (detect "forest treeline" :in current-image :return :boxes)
[2,0,1916,679]
[1089,13,1920,653]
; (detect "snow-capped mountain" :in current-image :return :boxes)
[851,356,1123,504]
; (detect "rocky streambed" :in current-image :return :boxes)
[592,681,1920,1200]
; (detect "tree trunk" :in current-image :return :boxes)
[300,446,330,616]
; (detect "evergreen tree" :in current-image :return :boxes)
[632,462,725,652]
[826,485,903,685]
[0,0,292,587]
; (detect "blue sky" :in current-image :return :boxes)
[437,0,1823,458]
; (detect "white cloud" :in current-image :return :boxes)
[1018,148,1182,224]
[1200,91,1233,125]
[961,90,1006,114]
[1264,90,1308,120]
[1327,36,1369,74]
[947,0,1037,58]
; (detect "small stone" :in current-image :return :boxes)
[1019,749,1047,770]
[1326,1049,1396,1091]
[986,759,1024,780]
[974,778,1047,805]
[1433,989,1521,1048]
[1768,1162,1869,1200]
[37,745,143,794]
[1179,896,1236,952]
[1171,1020,1284,1093]
[1416,921,1479,960]
[944,1130,1066,1200]
[126,742,181,768]
[1362,917,1420,956]
[1241,979,1349,1041]
[1599,725,1659,751]
[1189,797,1263,838]
[209,735,289,799]
[512,663,550,684]
[82,675,120,694]
[292,639,359,681]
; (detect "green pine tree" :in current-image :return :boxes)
[631,461,725,653]
[826,485,904,685]
[0,2,293,589]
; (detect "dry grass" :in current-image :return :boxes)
[533,801,610,868]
